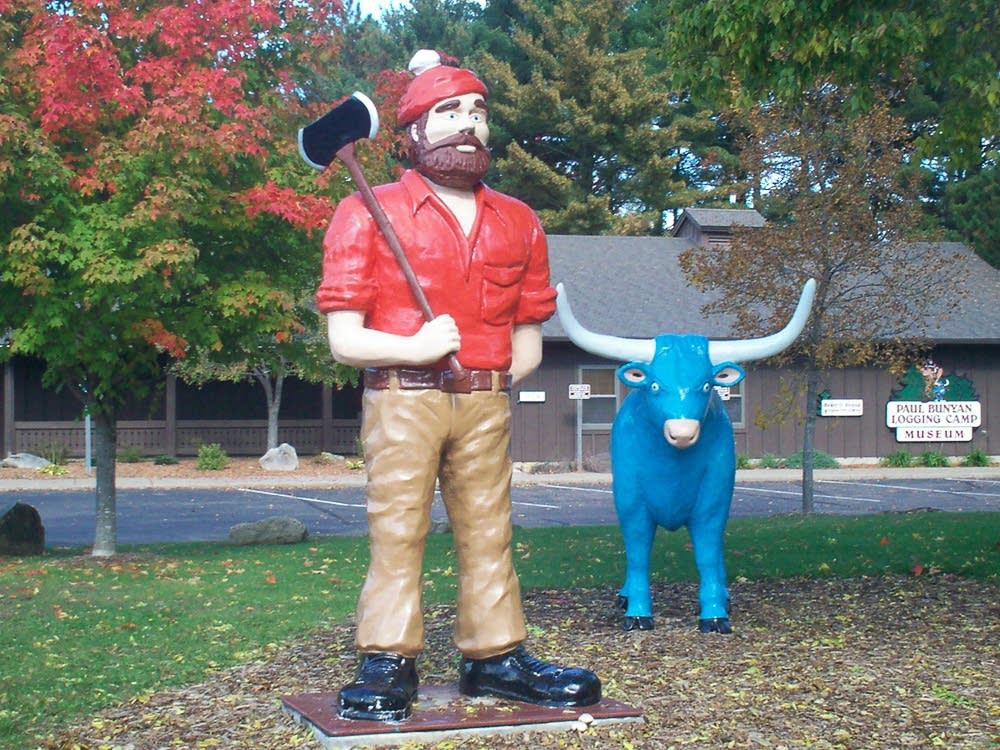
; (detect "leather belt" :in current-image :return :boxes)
[364,368,512,393]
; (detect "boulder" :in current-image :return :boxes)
[228,516,308,546]
[1,453,51,470]
[259,443,299,472]
[0,502,45,556]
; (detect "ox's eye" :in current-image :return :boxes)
[621,367,646,384]
[702,382,712,393]
[650,382,660,392]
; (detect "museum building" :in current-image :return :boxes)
[3,210,998,466]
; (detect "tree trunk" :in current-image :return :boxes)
[255,368,284,450]
[801,367,820,514]
[91,406,118,556]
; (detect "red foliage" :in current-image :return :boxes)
[19,12,145,143]
[237,182,334,235]
[374,68,416,161]
[134,318,188,358]
[11,0,302,162]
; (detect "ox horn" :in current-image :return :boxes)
[708,279,816,365]
[556,283,656,363]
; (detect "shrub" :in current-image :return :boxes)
[736,454,752,470]
[784,449,840,469]
[918,450,950,468]
[881,450,912,468]
[38,441,68,466]
[961,448,991,467]
[36,463,69,476]
[758,453,784,469]
[152,454,179,466]
[196,443,228,471]
[117,445,144,463]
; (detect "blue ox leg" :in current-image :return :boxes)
[616,511,656,631]
[688,519,732,634]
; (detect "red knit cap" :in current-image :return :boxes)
[397,50,488,126]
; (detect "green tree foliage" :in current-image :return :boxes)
[473,0,717,235]
[680,89,965,512]
[940,165,1000,267]
[662,0,999,177]
[0,0,347,554]
[380,0,514,69]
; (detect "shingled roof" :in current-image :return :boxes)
[544,236,1000,345]
[545,235,735,340]
[672,207,766,234]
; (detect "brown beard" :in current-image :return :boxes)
[412,130,491,189]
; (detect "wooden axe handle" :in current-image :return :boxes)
[335,141,467,383]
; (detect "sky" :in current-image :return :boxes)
[354,0,486,19]
[354,0,409,19]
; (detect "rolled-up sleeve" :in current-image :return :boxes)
[315,195,378,314]
[514,218,557,325]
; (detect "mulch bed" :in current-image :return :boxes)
[46,575,998,749]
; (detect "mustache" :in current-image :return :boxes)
[425,133,488,152]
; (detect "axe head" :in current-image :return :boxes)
[298,91,380,170]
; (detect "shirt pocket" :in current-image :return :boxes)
[480,263,525,326]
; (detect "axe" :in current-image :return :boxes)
[299,91,469,386]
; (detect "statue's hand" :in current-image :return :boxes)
[414,315,461,361]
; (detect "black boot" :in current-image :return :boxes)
[338,652,419,722]
[459,646,601,707]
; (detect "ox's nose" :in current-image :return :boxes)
[664,418,701,449]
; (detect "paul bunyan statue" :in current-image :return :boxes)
[301,50,601,722]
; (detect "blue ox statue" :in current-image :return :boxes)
[556,279,816,633]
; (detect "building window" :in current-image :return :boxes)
[716,383,745,428]
[580,366,620,427]
[577,367,745,429]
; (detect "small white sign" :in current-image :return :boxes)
[714,386,731,401]
[820,398,864,417]
[568,383,591,400]
[518,390,546,404]
[896,426,974,442]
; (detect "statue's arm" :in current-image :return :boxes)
[510,324,542,384]
[326,310,460,369]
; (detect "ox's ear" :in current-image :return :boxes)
[617,362,652,390]
[712,362,745,387]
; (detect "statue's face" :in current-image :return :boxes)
[410,92,490,189]
[422,92,490,147]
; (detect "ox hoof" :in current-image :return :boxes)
[623,616,654,631]
[616,595,628,611]
[698,617,732,634]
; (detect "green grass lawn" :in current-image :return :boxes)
[1,512,997,750]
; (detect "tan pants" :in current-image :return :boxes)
[354,381,527,660]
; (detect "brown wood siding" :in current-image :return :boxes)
[12,419,360,458]
[510,344,626,465]
[744,345,998,459]
[6,343,997,464]
[510,345,579,462]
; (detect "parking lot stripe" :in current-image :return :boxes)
[822,480,1000,499]
[241,488,366,508]
[736,485,882,504]
[539,484,612,494]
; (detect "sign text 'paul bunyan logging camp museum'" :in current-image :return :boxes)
[3,209,998,467]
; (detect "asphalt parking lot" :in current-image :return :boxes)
[8,471,999,547]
